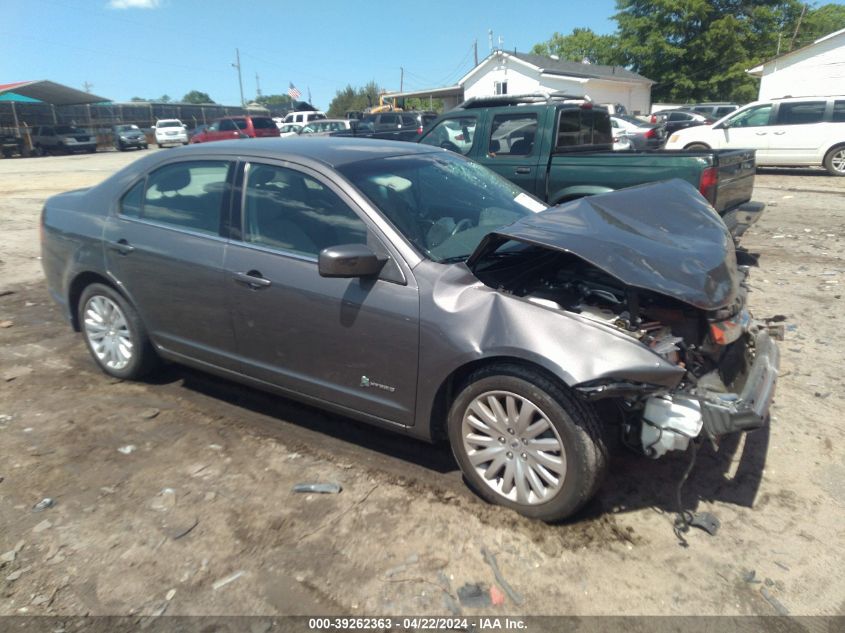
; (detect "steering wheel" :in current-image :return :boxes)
[451,218,473,236]
[440,141,460,153]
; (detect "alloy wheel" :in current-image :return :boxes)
[461,390,567,505]
[83,295,133,370]
[832,149,845,174]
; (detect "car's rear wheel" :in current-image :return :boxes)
[824,146,845,176]
[447,364,606,521]
[78,283,157,380]
[684,143,710,151]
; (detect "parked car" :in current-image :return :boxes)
[31,125,97,155]
[283,111,327,126]
[650,109,713,136]
[664,95,845,176]
[689,103,740,119]
[41,138,779,521]
[112,124,148,151]
[419,94,765,236]
[600,102,628,116]
[154,119,188,147]
[610,115,666,149]
[189,116,280,144]
[332,111,437,141]
[189,124,209,141]
[299,119,354,136]
[278,123,302,138]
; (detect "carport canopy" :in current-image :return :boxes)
[0,80,109,106]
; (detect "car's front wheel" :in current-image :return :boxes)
[78,283,157,380]
[824,146,845,176]
[448,364,606,521]
[684,143,711,151]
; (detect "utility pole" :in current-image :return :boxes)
[255,73,262,99]
[400,67,404,92]
[789,3,807,52]
[232,48,245,107]
[474,39,478,66]
[488,29,493,52]
[82,81,93,93]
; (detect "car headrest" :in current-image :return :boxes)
[489,139,501,153]
[155,168,191,193]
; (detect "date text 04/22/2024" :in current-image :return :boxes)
[307,617,528,630]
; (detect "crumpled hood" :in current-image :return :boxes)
[467,179,738,310]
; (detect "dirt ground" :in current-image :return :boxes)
[0,150,843,619]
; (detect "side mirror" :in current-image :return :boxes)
[319,244,386,278]
[715,120,731,129]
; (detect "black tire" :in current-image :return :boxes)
[684,143,711,151]
[78,283,158,380]
[157,142,162,148]
[823,145,845,177]
[447,363,606,521]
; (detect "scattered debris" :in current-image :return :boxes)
[139,408,160,420]
[165,516,198,540]
[293,482,342,494]
[689,512,720,536]
[489,584,506,606]
[457,583,491,608]
[3,365,32,382]
[743,570,761,584]
[0,290,14,298]
[150,488,176,512]
[165,589,176,601]
[481,547,525,606]
[6,569,24,582]
[760,586,790,616]
[765,314,788,323]
[0,414,11,424]
[32,498,55,512]
[0,320,13,328]
[32,519,52,533]
[774,561,790,572]
[212,570,245,590]
[117,445,136,455]
[0,550,16,566]
[814,392,831,399]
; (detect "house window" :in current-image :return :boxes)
[494,81,508,95]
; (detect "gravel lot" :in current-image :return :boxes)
[0,150,843,618]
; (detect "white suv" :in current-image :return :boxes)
[283,111,327,125]
[664,96,845,176]
[154,119,188,147]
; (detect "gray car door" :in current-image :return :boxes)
[224,160,420,426]
[103,159,239,368]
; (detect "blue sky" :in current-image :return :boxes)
[0,0,620,109]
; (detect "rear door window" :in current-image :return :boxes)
[251,117,276,129]
[490,113,537,155]
[834,101,845,122]
[141,161,231,235]
[775,101,826,125]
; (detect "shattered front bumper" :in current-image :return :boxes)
[696,328,780,437]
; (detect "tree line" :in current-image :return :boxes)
[532,0,845,103]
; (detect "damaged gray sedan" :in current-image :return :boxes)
[41,138,778,521]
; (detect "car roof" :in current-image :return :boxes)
[158,137,441,168]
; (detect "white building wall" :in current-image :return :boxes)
[462,55,652,114]
[757,33,845,99]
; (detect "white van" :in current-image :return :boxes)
[664,95,845,176]
[283,111,327,125]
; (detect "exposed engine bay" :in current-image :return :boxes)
[474,244,761,459]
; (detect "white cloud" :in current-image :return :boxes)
[107,0,161,9]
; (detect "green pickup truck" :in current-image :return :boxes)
[419,94,764,237]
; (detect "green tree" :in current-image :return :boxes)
[327,81,384,118]
[613,0,806,103]
[157,94,172,103]
[793,3,845,49]
[531,28,622,65]
[181,90,215,104]
[130,96,148,102]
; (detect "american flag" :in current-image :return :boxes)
[288,83,301,100]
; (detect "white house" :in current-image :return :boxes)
[747,28,845,100]
[385,50,654,114]
[459,51,653,114]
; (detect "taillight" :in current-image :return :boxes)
[579,102,593,109]
[650,115,657,123]
[699,166,718,203]
[417,126,423,135]
[644,128,656,139]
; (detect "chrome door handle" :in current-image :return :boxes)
[755,132,767,136]
[515,167,531,174]
[233,271,271,289]
[774,131,786,135]
[107,239,135,255]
